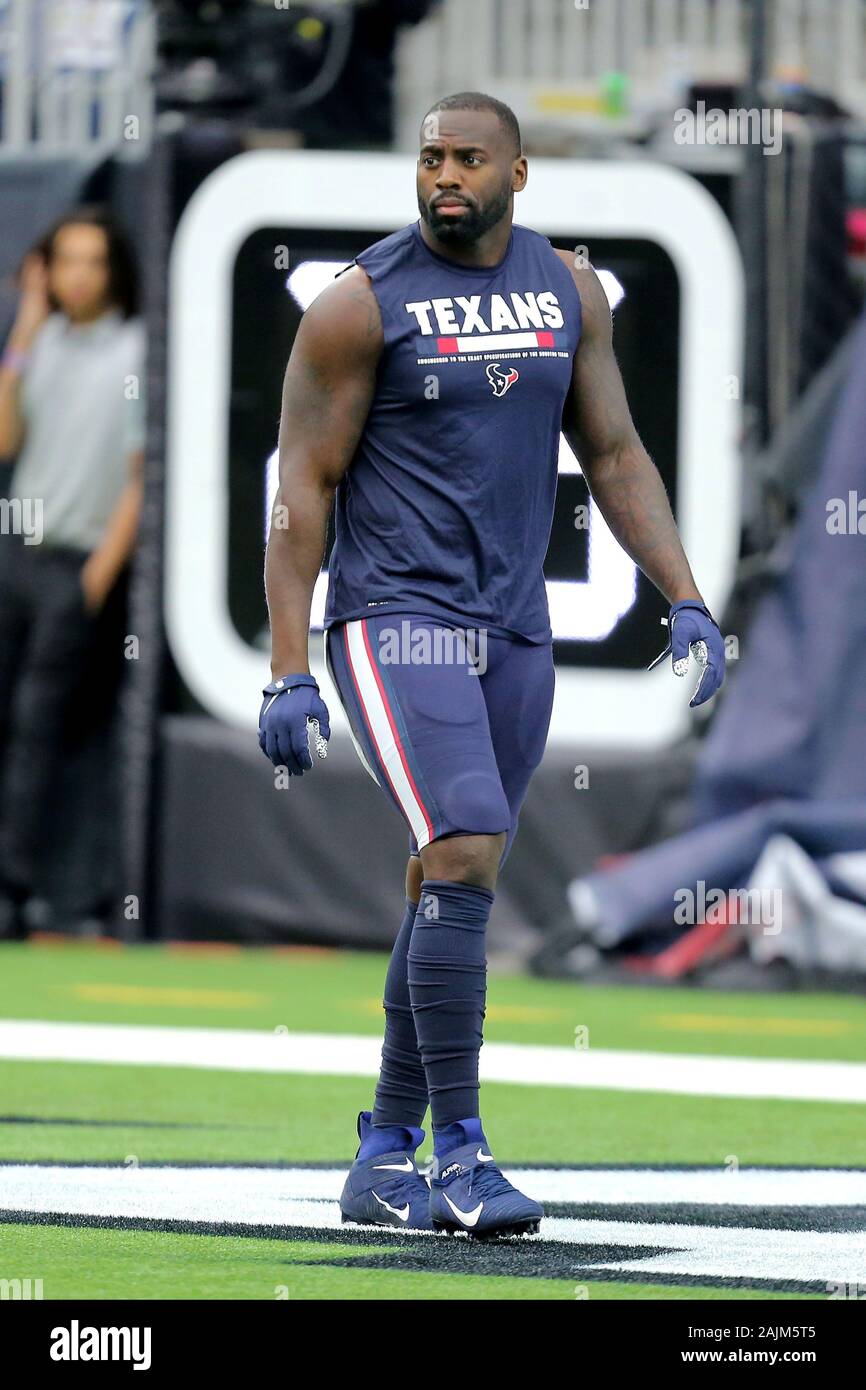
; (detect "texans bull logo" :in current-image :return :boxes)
[486,362,519,398]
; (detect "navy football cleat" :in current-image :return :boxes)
[429,1118,544,1239]
[340,1111,433,1231]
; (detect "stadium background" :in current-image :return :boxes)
[1,0,865,1307]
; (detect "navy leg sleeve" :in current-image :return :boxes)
[407,878,493,1128]
[371,897,430,1128]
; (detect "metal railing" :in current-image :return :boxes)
[396,0,866,144]
[5,0,863,158]
[0,0,155,158]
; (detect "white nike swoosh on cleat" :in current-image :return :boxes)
[372,1156,414,1173]
[372,1191,410,1221]
[476,1149,494,1162]
[443,1193,484,1227]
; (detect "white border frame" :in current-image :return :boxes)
[167,150,743,746]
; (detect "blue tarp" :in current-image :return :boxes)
[579,304,866,947]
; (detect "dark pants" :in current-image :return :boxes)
[325,613,555,865]
[0,532,123,899]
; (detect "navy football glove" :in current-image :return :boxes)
[648,600,725,708]
[258,673,330,774]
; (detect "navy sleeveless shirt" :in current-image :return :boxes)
[323,221,582,643]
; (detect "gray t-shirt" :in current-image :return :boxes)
[10,309,146,551]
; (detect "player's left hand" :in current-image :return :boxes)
[648,600,725,708]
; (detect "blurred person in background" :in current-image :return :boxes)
[0,208,145,939]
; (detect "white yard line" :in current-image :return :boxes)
[5,1164,863,1209]
[0,1019,865,1103]
[2,1164,864,1286]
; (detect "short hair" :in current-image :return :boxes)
[34,205,139,319]
[423,92,522,159]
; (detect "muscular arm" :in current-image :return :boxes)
[557,251,703,606]
[264,266,383,676]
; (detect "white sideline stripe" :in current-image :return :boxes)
[541,1218,866,1285]
[344,620,431,847]
[3,1165,865,1284]
[1,1020,865,1103]
[6,1165,862,1209]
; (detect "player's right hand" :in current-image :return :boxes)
[258,673,330,774]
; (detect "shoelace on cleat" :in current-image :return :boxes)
[465,1161,518,1202]
[376,1170,429,1204]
